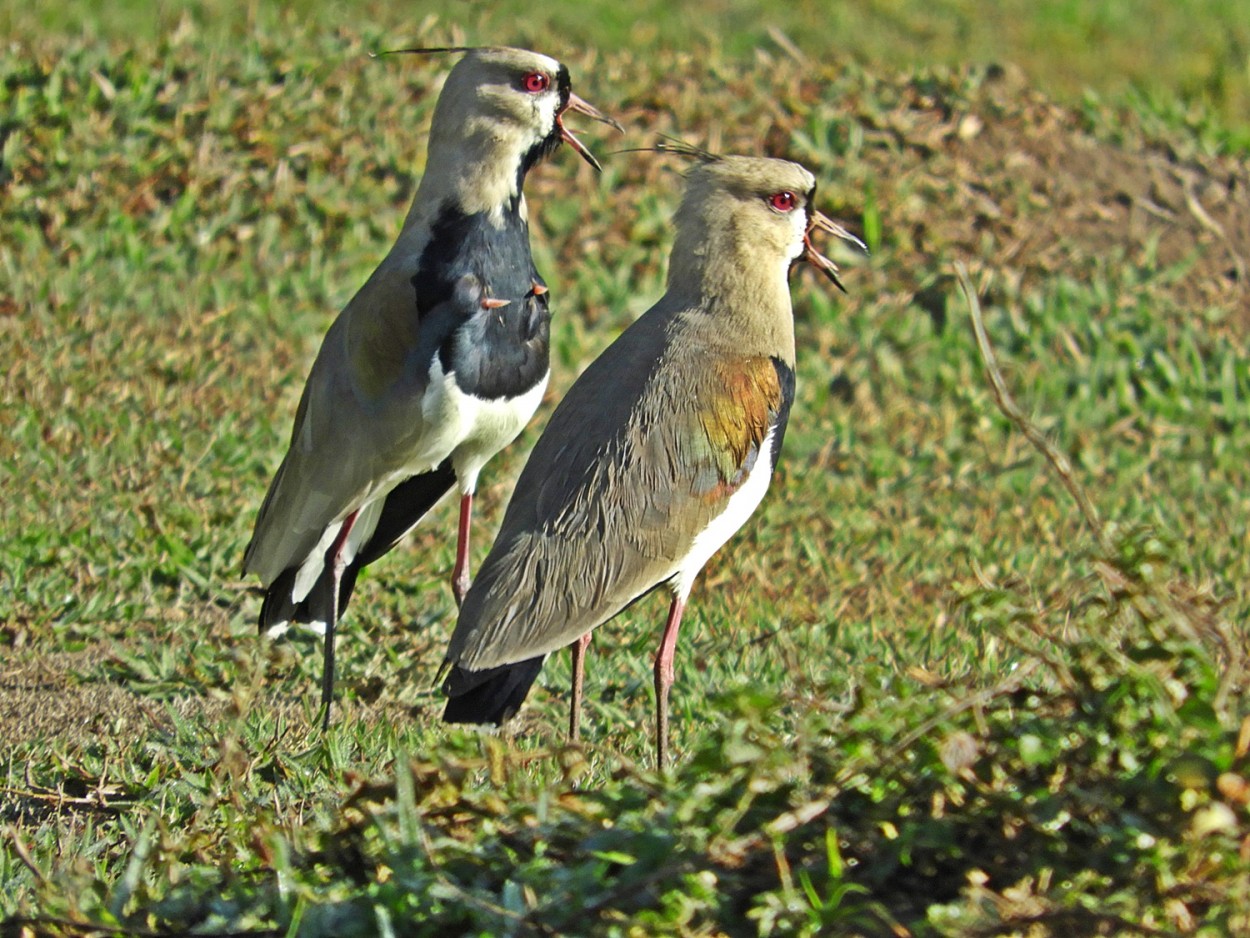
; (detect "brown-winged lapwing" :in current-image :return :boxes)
[440,151,863,765]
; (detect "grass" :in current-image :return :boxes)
[5,0,1249,124]
[2,5,1249,936]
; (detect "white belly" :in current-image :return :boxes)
[283,361,547,615]
[670,425,778,600]
[355,359,546,494]
[445,369,549,493]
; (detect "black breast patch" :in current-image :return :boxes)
[411,200,552,401]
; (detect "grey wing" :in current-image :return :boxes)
[446,308,724,669]
[243,263,449,586]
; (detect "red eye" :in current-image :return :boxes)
[522,71,550,93]
[769,191,797,212]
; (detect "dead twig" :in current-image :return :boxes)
[2,824,46,884]
[1179,174,1248,288]
[956,263,1246,715]
[955,263,1111,553]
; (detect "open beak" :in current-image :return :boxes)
[557,92,623,173]
[803,210,868,293]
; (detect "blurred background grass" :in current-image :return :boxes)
[6,0,1250,121]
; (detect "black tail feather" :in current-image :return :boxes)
[257,563,338,634]
[258,565,301,632]
[442,656,547,725]
[355,460,456,569]
[255,462,457,634]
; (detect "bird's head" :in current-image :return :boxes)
[420,47,618,183]
[670,151,866,293]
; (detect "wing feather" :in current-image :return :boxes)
[448,304,792,670]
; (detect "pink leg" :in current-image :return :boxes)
[452,491,473,607]
[321,510,358,731]
[569,632,593,741]
[653,594,687,769]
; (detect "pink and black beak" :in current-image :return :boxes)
[557,91,623,173]
[803,210,868,293]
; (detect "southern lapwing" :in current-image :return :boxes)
[242,47,617,728]
[440,152,864,765]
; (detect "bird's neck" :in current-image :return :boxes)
[406,128,531,226]
[665,233,797,360]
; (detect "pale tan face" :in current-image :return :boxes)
[436,48,568,160]
[684,156,818,265]
[411,47,581,214]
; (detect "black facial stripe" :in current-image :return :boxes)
[514,64,569,183]
[556,63,571,110]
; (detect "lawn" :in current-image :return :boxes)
[1,2,1248,935]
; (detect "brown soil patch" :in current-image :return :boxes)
[858,65,1249,321]
[0,650,224,751]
